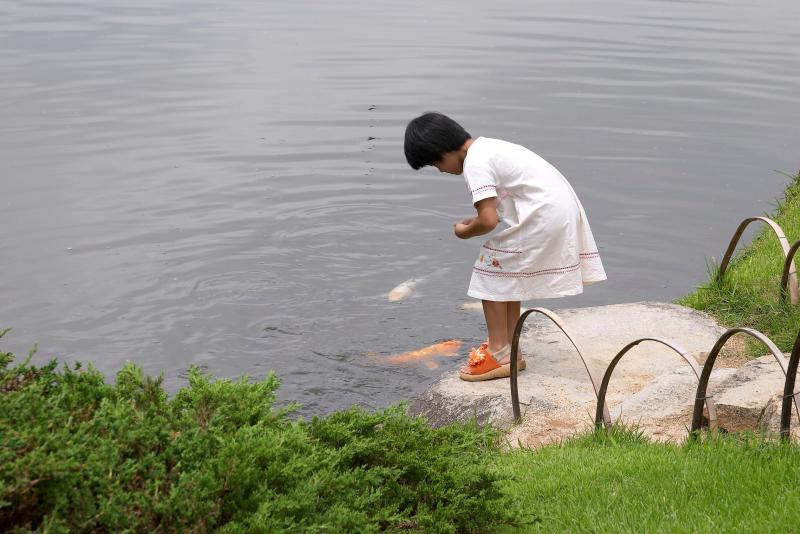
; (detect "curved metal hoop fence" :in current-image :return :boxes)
[781,240,800,303]
[779,330,800,439]
[690,328,800,436]
[510,307,611,426]
[717,217,798,304]
[594,338,717,430]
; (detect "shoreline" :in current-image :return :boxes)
[679,170,800,354]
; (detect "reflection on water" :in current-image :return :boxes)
[1,0,799,415]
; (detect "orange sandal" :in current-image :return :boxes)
[459,343,527,382]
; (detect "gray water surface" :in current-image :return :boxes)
[2,0,799,415]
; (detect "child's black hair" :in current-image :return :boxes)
[404,112,471,170]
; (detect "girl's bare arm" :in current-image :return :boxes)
[454,198,498,239]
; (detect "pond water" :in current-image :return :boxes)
[2,0,799,415]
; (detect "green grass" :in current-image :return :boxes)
[7,352,800,534]
[678,171,800,354]
[496,175,800,532]
[495,426,800,532]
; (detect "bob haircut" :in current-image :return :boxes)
[404,112,471,170]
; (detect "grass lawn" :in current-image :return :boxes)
[494,427,800,532]
[490,172,800,533]
[678,171,800,354]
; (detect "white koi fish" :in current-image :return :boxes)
[387,278,421,301]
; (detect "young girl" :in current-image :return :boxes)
[404,112,606,381]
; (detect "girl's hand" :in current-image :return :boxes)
[454,218,473,239]
[454,199,499,240]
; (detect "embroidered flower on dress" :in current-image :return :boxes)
[480,254,502,270]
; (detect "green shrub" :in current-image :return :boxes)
[0,333,519,533]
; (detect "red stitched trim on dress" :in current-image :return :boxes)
[473,263,581,278]
[482,245,522,254]
[470,185,496,194]
[579,251,600,258]
[472,253,599,278]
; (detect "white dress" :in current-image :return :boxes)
[463,137,606,301]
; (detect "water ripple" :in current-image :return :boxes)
[2,0,799,416]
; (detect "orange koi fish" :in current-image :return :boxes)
[374,339,463,365]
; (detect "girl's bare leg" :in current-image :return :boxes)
[505,301,521,347]
[505,301,524,365]
[481,300,509,354]
[481,300,523,365]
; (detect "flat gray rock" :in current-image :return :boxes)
[714,355,794,433]
[616,366,738,420]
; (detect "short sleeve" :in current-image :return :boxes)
[464,159,497,205]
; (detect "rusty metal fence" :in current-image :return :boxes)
[507,216,800,440]
[717,217,798,303]
[509,310,800,441]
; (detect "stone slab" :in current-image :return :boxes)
[714,355,793,432]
